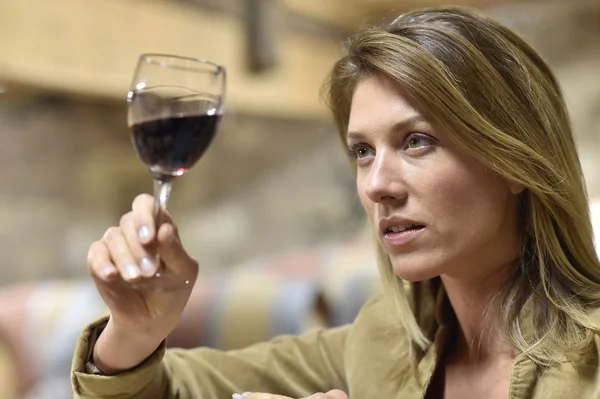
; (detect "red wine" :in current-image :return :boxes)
[132,114,221,178]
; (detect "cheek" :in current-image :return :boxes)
[417,163,510,239]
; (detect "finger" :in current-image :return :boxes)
[131,193,159,245]
[241,394,292,399]
[324,390,349,399]
[301,391,349,399]
[120,212,159,278]
[156,223,197,273]
[87,241,118,281]
[102,227,142,281]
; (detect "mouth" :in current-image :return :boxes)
[381,223,425,247]
[384,224,425,234]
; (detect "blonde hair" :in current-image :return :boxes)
[324,6,600,366]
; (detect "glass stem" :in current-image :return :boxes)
[153,178,172,224]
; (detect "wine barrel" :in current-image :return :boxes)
[211,234,381,330]
[7,270,326,397]
[7,237,378,397]
[176,267,328,351]
[0,337,17,399]
[15,268,329,368]
[317,235,381,327]
[22,280,107,399]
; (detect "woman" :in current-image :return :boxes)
[72,6,600,399]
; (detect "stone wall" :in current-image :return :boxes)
[0,93,357,283]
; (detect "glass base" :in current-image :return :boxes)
[120,271,193,292]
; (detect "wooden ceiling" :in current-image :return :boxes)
[0,0,590,119]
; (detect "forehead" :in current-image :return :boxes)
[348,75,422,131]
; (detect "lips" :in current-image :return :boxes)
[381,226,424,247]
[378,217,425,236]
[378,217,425,248]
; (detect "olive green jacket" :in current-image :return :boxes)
[71,295,600,398]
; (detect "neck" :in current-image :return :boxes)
[441,263,517,362]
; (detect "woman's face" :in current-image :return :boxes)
[347,75,523,282]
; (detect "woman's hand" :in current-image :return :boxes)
[234,390,349,399]
[87,194,199,374]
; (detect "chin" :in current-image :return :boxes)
[389,257,441,282]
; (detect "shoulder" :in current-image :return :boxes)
[341,294,417,396]
[352,293,405,331]
[530,334,600,398]
[345,293,409,360]
[352,294,395,327]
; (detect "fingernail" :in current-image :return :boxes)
[242,393,252,398]
[232,393,252,399]
[101,266,115,279]
[138,226,151,244]
[122,263,141,280]
[140,257,156,277]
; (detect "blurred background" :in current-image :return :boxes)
[0,0,599,398]
[0,0,599,282]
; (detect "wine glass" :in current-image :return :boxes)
[126,53,226,291]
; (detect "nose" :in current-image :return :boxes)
[363,150,408,204]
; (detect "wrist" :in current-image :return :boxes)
[93,319,164,375]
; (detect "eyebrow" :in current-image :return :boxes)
[346,114,427,140]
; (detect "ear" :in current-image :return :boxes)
[508,180,526,195]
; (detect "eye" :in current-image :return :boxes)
[347,143,373,160]
[405,133,435,150]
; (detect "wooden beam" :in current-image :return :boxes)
[0,0,342,119]
[245,0,281,72]
[283,0,370,31]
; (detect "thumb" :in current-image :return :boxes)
[156,223,197,274]
[324,390,349,399]
[302,391,349,399]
